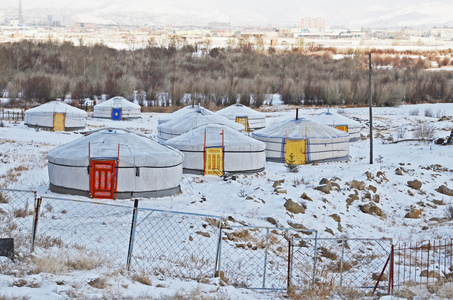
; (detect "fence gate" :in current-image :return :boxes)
[285,139,306,165]
[53,113,65,131]
[236,116,249,132]
[89,160,117,199]
[204,147,223,175]
[335,125,348,132]
[112,108,122,120]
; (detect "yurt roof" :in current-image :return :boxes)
[95,97,141,109]
[25,101,87,116]
[252,118,349,139]
[216,103,264,119]
[48,128,183,167]
[165,124,265,151]
[310,111,361,127]
[159,109,245,134]
[158,105,213,123]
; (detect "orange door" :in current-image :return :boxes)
[335,125,348,132]
[90,160,117,199]
[236,117,249,132]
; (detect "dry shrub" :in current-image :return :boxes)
[32,255,69,274]
[35,235,64,249]
[0,192,9,203]
[445,204,453,220]
[413,123,435,139]
[32,250,105,274]
[288,281,335,300]
[132,273,152,286]
[0,296,30,300]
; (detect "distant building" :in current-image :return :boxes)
[300,17,326,31]
[431,28,453,40]
[47,15,72,27]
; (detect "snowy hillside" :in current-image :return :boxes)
[0,102,453,299]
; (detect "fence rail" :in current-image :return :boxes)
[0,109,24,121]
[0,188,407,297]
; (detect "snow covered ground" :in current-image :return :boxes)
[0,102,453,299]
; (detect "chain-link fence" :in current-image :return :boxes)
[0,188,36,236]
[219,226,317,290]
[291,238,392,297]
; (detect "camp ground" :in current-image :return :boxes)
[215,103,266,132]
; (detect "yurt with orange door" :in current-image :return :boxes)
[24,101,87,131]
[310,110,361,142]
[215,103,266,132]
[165,124,266,175]
[251,118,349,164]
[157,108,244,143]
[93,96,141,120]
[47,128,184,199]
[158,105,213,124]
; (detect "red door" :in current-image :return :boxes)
[89,160,117,199]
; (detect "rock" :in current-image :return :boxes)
[324,228,334,236]
[395,168,404,176]
[265,217,278,226]
[350,180,366,190]
[372,194,380,203]
[284,199,305,214]
[346,194,359,206]
[407,179,422,190]
[422,226,429,230]
[319,178,331,185]
[287,221,312,235]
[13,279,28,287]
[300,193,312,201]
[329,214,341,222]
[362,191,371,200]
[196,231,211,238]
[360,202,382,216]
[433,200,445,205]
[274,187,287,194]
[272,180,284,188]
[245,196,254,200]
[405,208,422,219]
[365,171,373,179]
[437,185,453,196]
[420,270,441,280]
[368,185,377,193]
[315,184,331,194]
[331,182,341,191]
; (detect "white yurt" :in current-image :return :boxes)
[24,101,87,131]
[48,128,184,199]
[252,118,349,164]
[158,105,213,124]
[165,124,266,175]
[215,103,266,132]
[157,108,245,143]
[310,110,361,142]
[93,96,141,120]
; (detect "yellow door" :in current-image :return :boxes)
[336,125,348,132]
[205,147,223,175]
[285,139,307,165]
[236,117,249,132]
[53,113,65,131]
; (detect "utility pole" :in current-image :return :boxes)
[368,53,373,164]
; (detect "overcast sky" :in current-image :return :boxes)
[1,0,452,27]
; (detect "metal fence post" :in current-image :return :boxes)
[339,239,345,296]
[214,222,223,278]
[126,199,139,271]
[30,196,42,253]
[312,231,318,288]
[287,236,292,290]
[262,228,270,289]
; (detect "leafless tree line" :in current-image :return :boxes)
[0,40,452,107]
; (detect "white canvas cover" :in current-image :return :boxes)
[310,111,361,142]
[93,96,141,119]
[215,103,266,130]
[158,105,213,124]
[252,118,350,163]
[165,124,266,175]
[24,101,87,130]
[48,128,184,198]
[157,109,245,143]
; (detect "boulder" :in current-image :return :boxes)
[437,185,453,196]
[265,217,278,226]
[407,179,422,190]
[368,185,377,193]
[395,168,404,176]
[315,184,331,194]
[360,202,382,216]
[287,221,312,234]
[329,214,341,222]
[284,199,305,214]
[405,208,422,219]
[300,193,313,201]
[350,180,366,190]
[272,180,284,188]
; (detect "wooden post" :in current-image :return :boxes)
[369,52,373,165]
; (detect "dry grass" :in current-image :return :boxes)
[31,250,106,274]
[132,273,152,286]
[0,296,30,300]
[88,277,109,289]
[288,281,336,300]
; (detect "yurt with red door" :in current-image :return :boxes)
[47,128,184,199]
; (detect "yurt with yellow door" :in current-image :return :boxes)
[215,103,266,132]
[158,105,213,124]
[93,96,141,120]
[251,118,349,164]
[157,108,244,143]
[165,124,266,175]
[24,100,87,131]
[310,110,361,142]
[47,128,184,199]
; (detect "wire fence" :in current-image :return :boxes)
[0,109,24,121]
[1,188,403,297]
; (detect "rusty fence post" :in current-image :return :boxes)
[214,221,222,278]
[30,196,42,253]
[126,199,139,271]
